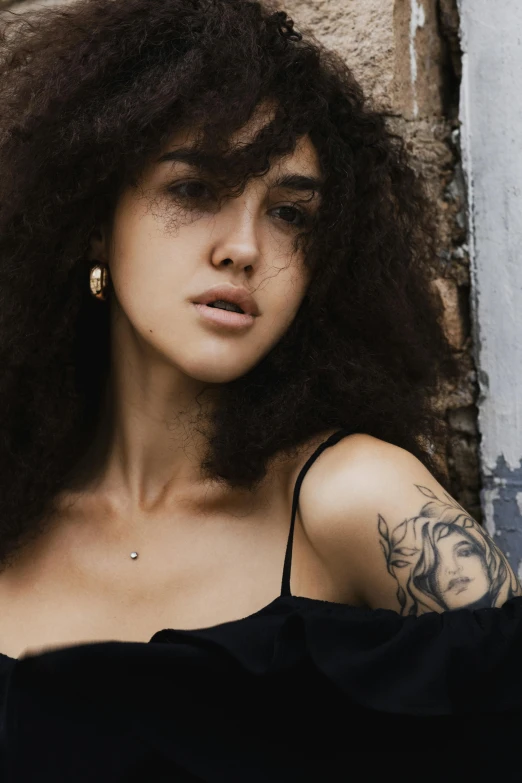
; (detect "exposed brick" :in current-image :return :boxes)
[431,277,466,350]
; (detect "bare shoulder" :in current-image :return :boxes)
[298,433,522,615]
[297,432,424,525]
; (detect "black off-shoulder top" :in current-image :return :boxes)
[0,429,521,782]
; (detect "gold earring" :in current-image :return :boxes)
[89,262,110,301]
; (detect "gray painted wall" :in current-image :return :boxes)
[459,0,522,579]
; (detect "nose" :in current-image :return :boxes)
[210,200,261,274]
[446,554,462,575]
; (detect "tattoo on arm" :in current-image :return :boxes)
[378,485,522,616]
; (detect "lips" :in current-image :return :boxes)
[192,284,259,317]
[446,577,471,593]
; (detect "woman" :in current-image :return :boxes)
[379,486,521,614]
[0,0,521,781]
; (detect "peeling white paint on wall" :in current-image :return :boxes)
[517,493,522,582]
[459,0,522,570]
[409,0,425,118]
[483,487,499,538]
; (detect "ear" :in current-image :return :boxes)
[87,223,110,264]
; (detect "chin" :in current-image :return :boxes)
[147,338,261,384]
[180,358,257,385]
[445,590,493,612]
[186,368,246,384]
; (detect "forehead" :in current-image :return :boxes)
[438,529,471,547]
[157,105,321,178]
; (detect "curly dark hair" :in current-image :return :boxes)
[0,0,456,568]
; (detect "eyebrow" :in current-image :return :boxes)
[156,149,323,194]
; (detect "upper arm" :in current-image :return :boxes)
[299,434,522,616]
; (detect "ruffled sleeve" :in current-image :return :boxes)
[2,595,522,782]
[299,595,522,714]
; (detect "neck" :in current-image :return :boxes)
[67,316,220,514]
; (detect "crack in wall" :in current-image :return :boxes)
[429,0,482,523]
[409,0,426,118]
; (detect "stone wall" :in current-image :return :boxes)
[285,0,479,519]
[1,0,479,517]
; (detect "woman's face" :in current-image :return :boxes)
[92,115,322,385]
[434,530,490,609]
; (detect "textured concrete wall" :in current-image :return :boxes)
[2,0,478,517]
[459,0,522,577]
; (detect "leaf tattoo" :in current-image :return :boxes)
[377,485,522,616]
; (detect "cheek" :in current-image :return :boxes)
[473,555,490,581]
[106,195,309,378]
[262,263,309,326]
[109,212,197,330]
[458,553,481,572]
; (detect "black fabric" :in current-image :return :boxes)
[0,428,522,782]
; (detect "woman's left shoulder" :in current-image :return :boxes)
[297,432,522,614]
[296,432,437,559]
[298,431,436,526]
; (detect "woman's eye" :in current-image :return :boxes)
[166,185,311,227]
[456,544,474,558]
[168,180,214,202]
[272,205,310,228]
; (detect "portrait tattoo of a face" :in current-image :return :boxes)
[378,485,522,616]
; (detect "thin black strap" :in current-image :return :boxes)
[280,428,352,598]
